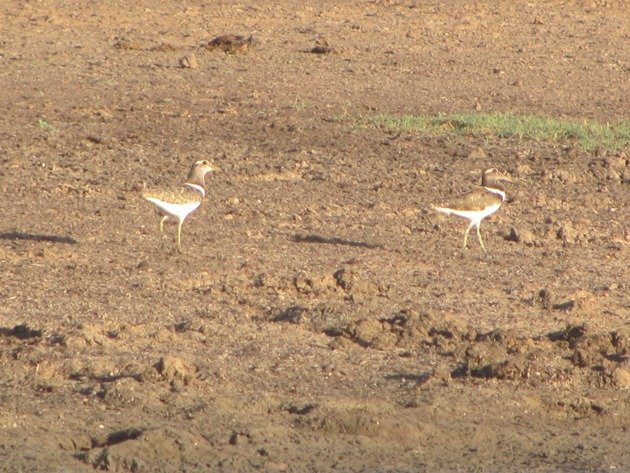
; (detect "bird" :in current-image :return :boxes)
[434,168,513,252]
[141,160,215,251]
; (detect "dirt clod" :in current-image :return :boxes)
[203,34,254,53]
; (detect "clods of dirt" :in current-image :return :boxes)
[202,34,255,53]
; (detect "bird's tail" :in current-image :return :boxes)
[433,205,453,216]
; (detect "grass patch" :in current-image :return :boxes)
[37,118,58,133]
[292,99,309,112]
[364,112,630,151]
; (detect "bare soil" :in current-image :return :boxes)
[0,1,628,472]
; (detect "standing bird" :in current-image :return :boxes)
[434,168,513,252]
[141,160,215,251]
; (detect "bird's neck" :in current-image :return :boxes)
[184,182,206,197]
[484,187,506,201]
[186,167,208,191]
[482,175,505,193]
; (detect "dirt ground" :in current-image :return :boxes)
[0,1,628,471]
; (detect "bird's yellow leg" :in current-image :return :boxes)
[463,224,473,249]
[176,221,183,251]
[476,224,487,252]
[159,216,168,233]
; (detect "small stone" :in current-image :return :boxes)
[611,367,630,389]
[557,222,578,245]
[63,335,87,349]
[179,54,198,69]
[507,227,536,246]
[352,319,383,346]
[468,147,486,160]
[203,34,254,53]
[226,197,240,206]
[71,435,93,451]
[309,44,334,54]
[154,356,196,382]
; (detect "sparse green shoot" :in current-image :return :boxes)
[362,112,629,151]
[292,100,309,112]
[37,118,58,133]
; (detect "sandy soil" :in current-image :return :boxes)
[0,1,628,471]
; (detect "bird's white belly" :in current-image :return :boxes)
[144,198,201,221]
[436,203,501,224]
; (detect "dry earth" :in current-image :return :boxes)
[0,1,628,472]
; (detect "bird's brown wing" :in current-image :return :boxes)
[439,187,502,211]
[141,185,201,204]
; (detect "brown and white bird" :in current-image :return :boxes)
[434,168,513,252]
[141,160,215,250]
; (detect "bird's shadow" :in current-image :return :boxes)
[0,324,43,339]
[0,231,78,245]
[293,233,383,249]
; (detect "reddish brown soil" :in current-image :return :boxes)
[0,1,628,472]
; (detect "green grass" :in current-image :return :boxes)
[37,118,58,133]
[292,99,310,112]
[363,112,630,151]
